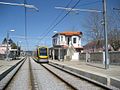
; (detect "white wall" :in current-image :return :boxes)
[71,52,79,61]
[79,38,81,46]
[60,35,66,45]
[72,36,79,47]
[52,35,82,47]
[52,35,59,45]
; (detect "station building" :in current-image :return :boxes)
[49,31,83,61]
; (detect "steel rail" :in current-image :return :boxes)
[42,63,112,90]
[2,58,26,90]
[41,64,78,90]
[0,58,25,81]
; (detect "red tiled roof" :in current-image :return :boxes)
[52,31,83,38]
[59,31,82,36]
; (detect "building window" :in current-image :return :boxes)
[73,38,76,43]
[61,36,63,41]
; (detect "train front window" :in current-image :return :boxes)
[39,48,47,56]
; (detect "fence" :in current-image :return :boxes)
[79,53,86,61]
[109,51,120,65]
[79,51,120,65]
[90,52,103,63]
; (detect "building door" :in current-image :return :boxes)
[67,37,71,46]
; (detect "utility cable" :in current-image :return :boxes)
[39,0,73,37]
[39,0,81,42]
[77,0,100,7]
[111,9,120,28]
[37,0,73,45]
[38,0,101,44]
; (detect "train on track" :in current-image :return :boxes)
[33,46,49,63]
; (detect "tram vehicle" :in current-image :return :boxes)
[34,46,49,63]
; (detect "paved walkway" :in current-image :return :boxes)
[49,60,120,80]
[0,59,22,75]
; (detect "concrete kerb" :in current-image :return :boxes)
[50,62,107,84]
[49,61,120,89]
[0,57,25,81]
[110,77,120,89]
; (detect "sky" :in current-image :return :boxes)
[0,0,120,51]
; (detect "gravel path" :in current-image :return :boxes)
[5,58,31,90]
[30,58,73,90]
[42,64,106,90]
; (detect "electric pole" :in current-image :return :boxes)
[102,0,109,69]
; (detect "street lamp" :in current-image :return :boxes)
[0,2,39,11]
[53,30,58,34]
[0,1,38,56]
[10,29,15,32]
[5,29,15,61]
[55,7,102,13]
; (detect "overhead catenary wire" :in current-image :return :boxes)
[77,0,100,7]
[37,0,73,45]
[110,9,120,29]
[39,0,100,37]
[39,0,73,37]
[11,36,50,39]
[37,0,101,45]
[112,8,120,23]
[39,0,81,42]
[42,0,100,35]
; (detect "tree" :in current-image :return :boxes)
[107,9,120,51]
[83,13,104,49]
[2,38,17,49]
[9,38,14,45]
[2,38,7,44]
[84,10,120,51]
[108,29,120,51]
[2,38,14,45]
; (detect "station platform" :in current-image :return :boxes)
[0,57,24,80]
[0,60,21,74]
[49,59,120,89]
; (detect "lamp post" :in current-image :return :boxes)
[0,1,38,57]
[5,29,15,61]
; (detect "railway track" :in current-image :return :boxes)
[1,57,118,90]
[41,63,111,90]
[41,64,77,90]
[1,57,31,90]
[30,58,112,90]
[30,57,74,90]
[0,58,26,90]
[47,63,120,90]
